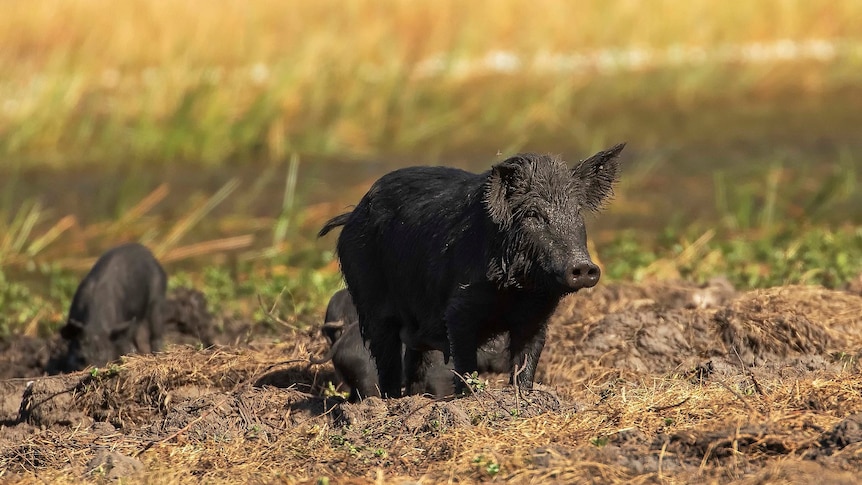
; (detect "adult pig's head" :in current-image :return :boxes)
[485,143,625,292]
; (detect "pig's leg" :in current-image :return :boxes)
[507,323,547,390]
[367,316,404,398]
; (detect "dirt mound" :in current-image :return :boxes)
[573,308,720,373]
[715,286,862,365]
[159,387,334,442]
[85,449,145,480]
[19,375,94,428]
[817,414,862,454]
[163,286,217,346]
[338,386,562,432]
[0,336,68,379]
[548,284,862,378]
[553,276,737,326]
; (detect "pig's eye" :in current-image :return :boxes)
[524,209,545,222]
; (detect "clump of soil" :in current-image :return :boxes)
[0,336,67,379]
[85,449,145,480]
[338,386,562,432]
[572,308,720,373]
[553,276,737,327]
[19,375,94,428]
[548,284,862,378]
[163,286,217,346]
[818,414,862,453]
[716,286,839,365]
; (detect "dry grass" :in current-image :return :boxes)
[3,283,862,483]
[2,0,861,165]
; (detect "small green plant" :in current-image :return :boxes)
[832,351,856,367]
[329,434,362,455]
[463,371,487,393]
[322,381,349,400]
[90,464,106,477]
[88,364,122,379]
[472,455,501,477]
[591,437,609,447]
[664,417,675,426]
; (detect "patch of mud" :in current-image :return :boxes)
[575,308,720,373]
[163,287,217,347]
[0,336,67,379]
[664,422,798,467]
[717,292,833,366]
[554,277,737,326]
[18,375,94,428]
[815,414,862,455]
[85,449,145,480]
[158,388,335,442]
[550,285,862,377]
[337,386,563,436]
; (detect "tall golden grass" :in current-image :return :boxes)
[1,0,861,167]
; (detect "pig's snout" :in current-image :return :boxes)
[561,260,600,291]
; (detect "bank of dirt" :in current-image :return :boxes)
[2,280,862,483]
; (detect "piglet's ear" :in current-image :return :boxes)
[322,320,346,345]
[572,143,625,212]
[60,319,84,340]
[486,158,522,227]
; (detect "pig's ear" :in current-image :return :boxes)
[573,143,625,212]
[60,319,84,339]
[322,320,345,344]
[486,158,522,227]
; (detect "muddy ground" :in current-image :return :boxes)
[2,280,862,484]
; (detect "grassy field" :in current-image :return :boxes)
[2,0,862,167]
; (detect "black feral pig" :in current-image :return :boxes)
[312,289,509,401]
[310,288,378,402]
[319,144,625,397]
[58,242,167,372]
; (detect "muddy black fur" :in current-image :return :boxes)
[57,242,167,373]
[319,144,625,397]
[313,289,510,401]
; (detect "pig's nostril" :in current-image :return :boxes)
[567,262,601,289]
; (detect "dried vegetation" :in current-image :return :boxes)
[2,281,862,483]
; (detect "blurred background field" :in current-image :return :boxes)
[1,0,861,338]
